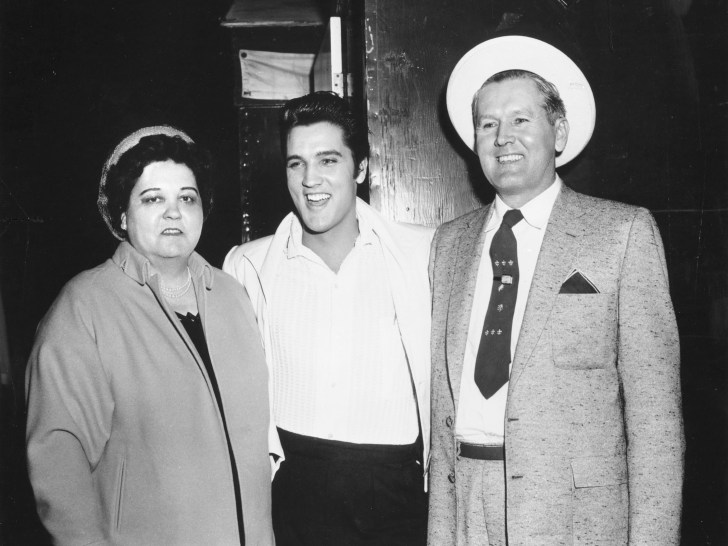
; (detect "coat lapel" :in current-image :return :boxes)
[508,186,589,391]
[446,206,492,409]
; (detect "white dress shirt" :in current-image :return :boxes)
[268,213,419,445]
[456,177,562,445]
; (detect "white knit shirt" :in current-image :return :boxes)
[268,214,419,445]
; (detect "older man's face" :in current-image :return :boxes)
[473,78,568,208]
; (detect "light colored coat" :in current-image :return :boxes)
[26,242,273,546]
[428,185,684,545]
[223,198,434,471]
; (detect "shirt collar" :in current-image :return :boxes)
[286,215,306,259]
[355,207,378,246]
[285,210,376,259]
[487,175,563,232]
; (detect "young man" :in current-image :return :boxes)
[224,92,432,545]
[428,37,683,545]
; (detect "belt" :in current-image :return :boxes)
[458,443,504,461]
[277,428,420,464]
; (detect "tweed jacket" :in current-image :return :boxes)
[26,242,274,546]
[223,198,434,471]
[428,185,684,545]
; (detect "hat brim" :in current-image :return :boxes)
[446,35,595,167]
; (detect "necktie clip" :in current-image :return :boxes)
[494,275,514,285]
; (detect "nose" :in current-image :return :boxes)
[495,124,514,147]
[164,200,181,219]
[301,165,320,188]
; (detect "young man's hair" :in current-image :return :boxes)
[280,91,370,167]
[471,69,567,125]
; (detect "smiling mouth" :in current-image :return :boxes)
[161,228,183,235]
[497,154,524,164]
[306,193,331,204]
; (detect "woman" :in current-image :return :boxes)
[25,126,273,545]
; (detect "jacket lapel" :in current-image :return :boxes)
[508,186,589,391]
[446,206,492,409]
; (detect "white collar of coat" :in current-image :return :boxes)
[113,240,214,290]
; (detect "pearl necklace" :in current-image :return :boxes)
[161,268,192,299]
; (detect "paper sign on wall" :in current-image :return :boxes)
[239,49,315,100]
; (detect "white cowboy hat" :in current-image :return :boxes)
[446,35,595,167]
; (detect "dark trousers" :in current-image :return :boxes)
[272,428,428,546]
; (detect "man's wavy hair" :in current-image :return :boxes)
[280,91,369,170]
[472,69,567,125]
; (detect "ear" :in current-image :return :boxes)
[355,158,368,185]
[120,212,127,231]
[554,118,569,154]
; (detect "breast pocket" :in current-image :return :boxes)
[551,293,617,370]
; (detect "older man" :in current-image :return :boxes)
[428,36,684,545]
[224,92,432,545]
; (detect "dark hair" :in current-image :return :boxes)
[279,91,369,168]
[104,134,214,238]
[472,69,567,125]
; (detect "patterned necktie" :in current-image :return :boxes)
[474,209,524,399]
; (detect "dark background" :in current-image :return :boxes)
[0,1,242,543]
[1,0,726,544]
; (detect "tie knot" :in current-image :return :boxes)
[502,209,523,228]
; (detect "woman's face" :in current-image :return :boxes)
[120,160,203,266]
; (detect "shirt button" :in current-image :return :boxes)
[445,416,453,428]
[448,472,456,483]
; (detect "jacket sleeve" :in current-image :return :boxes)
[617,209,684,544]
[223,245,256,295]
[25,283,114,546]
[223,243,285,477]
[427,224,458,545]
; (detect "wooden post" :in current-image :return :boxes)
[364,0,494,226]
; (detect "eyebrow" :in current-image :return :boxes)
[478,107,535,120]
[138,186,199,195]
[286,149,344,161]
[510,108,535,117]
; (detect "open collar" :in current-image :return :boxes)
[112,241,215,290]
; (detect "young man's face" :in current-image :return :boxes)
[473,77,568,207]
[285,121,367,239]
